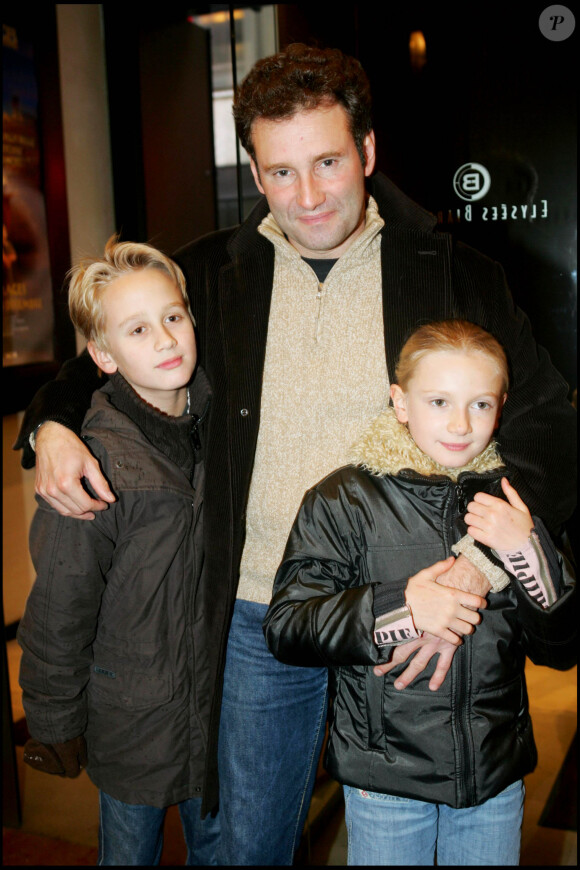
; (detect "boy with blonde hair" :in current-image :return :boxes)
[18,237,219,865]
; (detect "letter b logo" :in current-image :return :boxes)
[453,163,491,201]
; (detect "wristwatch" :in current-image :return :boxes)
[29,423,44,452]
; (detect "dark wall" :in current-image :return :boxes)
[277,4,577,396]
[103,8,217,255]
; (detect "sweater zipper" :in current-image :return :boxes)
[315,282,325,342]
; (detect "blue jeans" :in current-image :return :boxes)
[98,792,220,865]
[344,779,524,865]
[216,599,328,865]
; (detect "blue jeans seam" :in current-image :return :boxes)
[288,682,329,861]
[217,600,328,864]
[98,792,104,866]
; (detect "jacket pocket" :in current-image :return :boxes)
[366,544,444,585]
[88,665,173,710]
[329,666,371,750]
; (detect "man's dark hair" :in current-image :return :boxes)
[233,43,373,166]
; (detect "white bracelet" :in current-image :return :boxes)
[452,533,510,593]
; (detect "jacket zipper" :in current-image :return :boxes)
[191,397,211,452]
[448,480,476,806]
[455,482,467,513]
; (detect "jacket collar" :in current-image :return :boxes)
[226,196,271,259]
[348,406,505,482]
[95,367,212,478]
[368,173,438,233]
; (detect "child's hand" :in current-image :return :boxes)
[465,477,533,551]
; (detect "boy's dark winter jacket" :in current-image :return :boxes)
[264,409,576,808]
[18,371,212,808]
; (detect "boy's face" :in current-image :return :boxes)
[88,269,196,414]
[390,351,507,468]
[249,102,376,260]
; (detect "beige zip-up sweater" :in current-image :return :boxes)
[237,198,388,604]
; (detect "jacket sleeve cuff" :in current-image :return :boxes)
[372,577,408,617]
[374,605,422,647]
[452,533,510,592]
[493,528,558,608]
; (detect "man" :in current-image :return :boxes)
[16,44,576,865]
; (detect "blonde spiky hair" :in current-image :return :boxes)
[68,235,193,351]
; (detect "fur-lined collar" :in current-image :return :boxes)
[348,406,505,482]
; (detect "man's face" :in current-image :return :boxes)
[249,102,376,260]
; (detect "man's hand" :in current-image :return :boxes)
[436,553,492,596]
[373,556,491,692]
[35,422,115,519]
[405,557,486,645]
[373,633,458,691]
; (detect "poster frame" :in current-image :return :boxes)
[3,6,75,415]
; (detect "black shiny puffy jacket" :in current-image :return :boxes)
[264,460,576,808]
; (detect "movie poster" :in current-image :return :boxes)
[3,22,54,367]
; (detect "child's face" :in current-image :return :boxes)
[88,269,196,413]
[390,350,507,468]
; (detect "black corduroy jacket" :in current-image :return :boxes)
[15,172,577,814]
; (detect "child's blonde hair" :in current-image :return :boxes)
[68,235,193,351]
[395,320,509,393]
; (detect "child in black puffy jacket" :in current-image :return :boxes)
[264,319,576,866]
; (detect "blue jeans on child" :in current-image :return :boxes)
[97,792,220,865]
[343,779,525,865]
[215,599,328,865]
